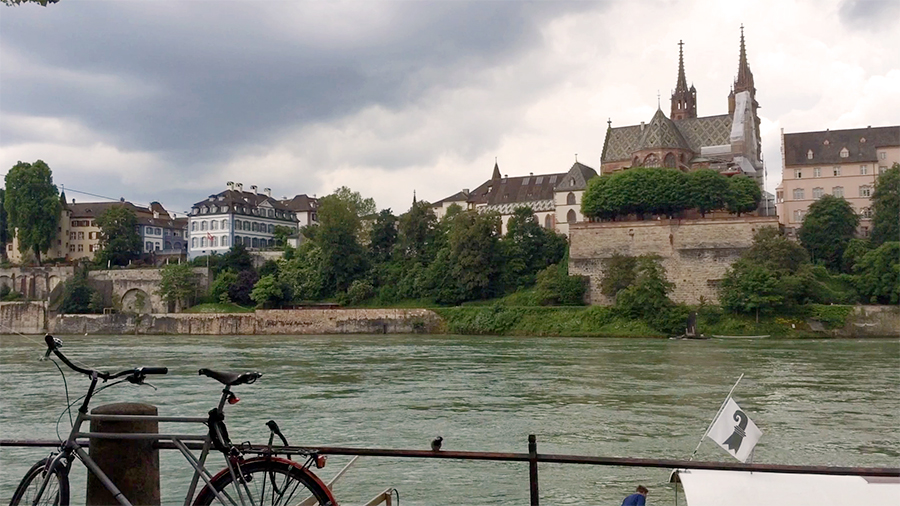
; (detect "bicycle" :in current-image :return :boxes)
[10,334,339,506]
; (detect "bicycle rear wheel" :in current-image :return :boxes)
[193,457,337,506]
[10,458,70,506]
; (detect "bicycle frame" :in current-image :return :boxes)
[35,371,257,506]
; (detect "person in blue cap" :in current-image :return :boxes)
[621,485,648,506]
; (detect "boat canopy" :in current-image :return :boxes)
[673,469,899,506]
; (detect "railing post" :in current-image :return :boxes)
[87,403,160,505]
[528,434,539,506]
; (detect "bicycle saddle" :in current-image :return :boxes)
[198,368,262,386]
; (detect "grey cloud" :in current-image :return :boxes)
[838,0,900,30]
[1,1,604,169]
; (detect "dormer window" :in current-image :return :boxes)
[823,139,830,145]
[860,137,866,143]
[807,149,813,159]
[840,147,849,158]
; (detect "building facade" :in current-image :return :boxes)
[187,183,300,259]
[600,28,764,186]
[431,161,598,236]
[776,125,900,236]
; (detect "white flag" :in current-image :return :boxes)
[706,398,762,462]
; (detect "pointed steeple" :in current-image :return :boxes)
[491,158,501,180]
[734,24,755,95]
[412,190,417,205]
[670,40,696,120]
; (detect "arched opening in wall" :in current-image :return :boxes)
[121,288,151,314]
[566,192,576,205]
[567,209,577,224]
[664,153,676,168]
[643,153,660,168]
[632,156,640,168]
[544,215,553,229]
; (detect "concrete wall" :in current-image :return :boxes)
[88,268,210,314]
[50,308,443,335]
[0,266,74,301]
[0,301,47,334]
[839,305,900,337]
[568,216,780,305]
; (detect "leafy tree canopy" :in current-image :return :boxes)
[369,209,398,264]
[687,169,730,216]
[719,259,784,321]
[853,241,899,304]
[314,193,369,295]
[870,163,899,246]
[331,186,377,217]
[158,263,199,312]
[725,175,762,216]
[798,194,860,272]
[4,160,61,264]
[96,206,142,267]
[398,201,437,262]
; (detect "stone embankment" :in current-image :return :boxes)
[48,308,443,335]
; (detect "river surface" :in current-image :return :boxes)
[1,334,898,505]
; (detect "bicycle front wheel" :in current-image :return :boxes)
[10,458,70,506]
[193,457,337,506]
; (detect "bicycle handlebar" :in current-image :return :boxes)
[44,334,168,381]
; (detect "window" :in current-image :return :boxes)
[792,188,805,200]
[165,242,172,250]
[89,245,95,252]
[211,220,218,230]
[243,221,250,230]
[794,169,802,179]
[233,236,241,246]
[807,149,813,159]
[567,192,576,205]
[833,186,844,197]
[155,244,160,251]
[567,209,577,224]
[813,168,821,177]
[222,219,228,229]
[69,244,75,252]
[252,222,259,232]
[879,166,887,174]
[812,187,824,198]
[191,221,197,231]
[544,215,552,229]
[222,237,229,247]
[77,232,84,240]
[880,152,886,160]
[200,221,207,231]
[78,244,84,252]
[252,237,259,248]
[268,209,274,218]
[146,242,153,251]
[535,176,543,184]
[212,237,218,247]
[840,147,849,158]
[70,232,76,240]
[860,185,872,197]
[833,167,841,176]
[862,208,873,218]
[549,175,557,184]
[860,165,868,175]
[793,209,805,223]
[268,224,274,233]
[192,238,198,248]
[201,237,207,247]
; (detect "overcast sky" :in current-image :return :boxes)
[2,0,898,216]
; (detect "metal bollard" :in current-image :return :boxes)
[87,403,161,506]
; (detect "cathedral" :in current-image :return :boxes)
[600,27,764,185]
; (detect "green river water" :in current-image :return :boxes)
[1,334,898,505]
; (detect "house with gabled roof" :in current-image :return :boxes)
[431,160,598,236]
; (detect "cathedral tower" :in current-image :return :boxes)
[670,40,696,121]
[728,25,757,115]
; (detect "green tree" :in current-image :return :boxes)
[719,260,784,321]
[581,175,614,220]
[96,206,142,266]
[614,255,682,333]
[798,194,860,272]
[398,200,438,262]
[59,267,96,314]
[278,242,326,301]
[725,175,762,216]
[332,186,377,217]
[158,263,199,311]
[870,163,899,246]
[600,253,637,297]
[501,206,567,289]
[441,210,502,303]
[250,274,285,308]
[853,241,899,304]
[272,225,294,248]
[229,270,259,306]
[314,194,369,295]
[220,243,254,274]
[0,188,8,260]
[534,259,587,306]
[4,160,61,264]
[369,209,398,264]
[687,169,730,216]
[743,226,809,274]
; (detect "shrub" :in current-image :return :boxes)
[345,279,375,306]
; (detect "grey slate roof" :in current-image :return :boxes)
[280,194,319,213]
[783,126,900,166]
[601,113,733,163]
[554,162,598,191]
[193,190,294,213]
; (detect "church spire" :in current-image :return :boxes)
[729,24,756,114]
[670,40,696,120]
[491,158,501,180]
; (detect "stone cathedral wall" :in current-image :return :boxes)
[568,216,780,305]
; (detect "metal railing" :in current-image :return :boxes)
[4,436,898,506]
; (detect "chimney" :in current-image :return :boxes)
[463,188,469,194]
[264,187,271,197]
[250,185,258,195]
[227,181,234,190]
[529,173,533,177]
[236,183,243,192]
[640,121,645,132]
[72,198,76,204]
[120,197,125,202]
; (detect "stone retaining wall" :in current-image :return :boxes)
[0,301,46,334]
[49,309,443,335]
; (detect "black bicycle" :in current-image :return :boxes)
[10,335,338,506]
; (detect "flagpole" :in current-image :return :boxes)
[689,373,744,461]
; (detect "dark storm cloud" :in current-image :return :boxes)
[1,1,603,167]
[838,0,900,30]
